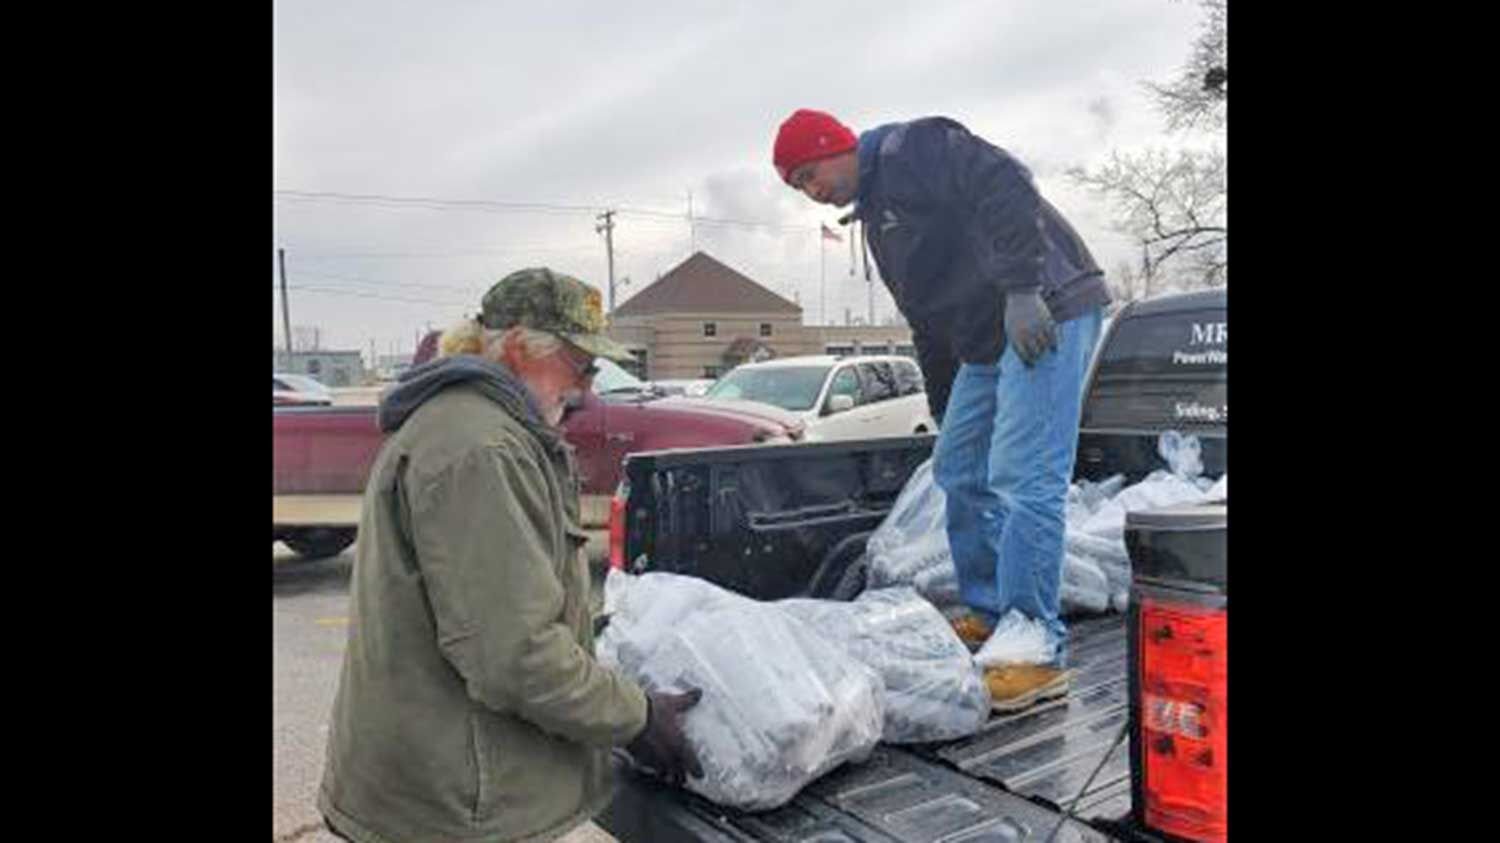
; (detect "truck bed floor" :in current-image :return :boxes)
[602,613,1129,842]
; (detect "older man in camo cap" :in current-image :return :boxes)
[320,267,702,843]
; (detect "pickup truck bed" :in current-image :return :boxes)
[602,614,1127,843]
[602,289,1228,842]
[600,436,1136,843]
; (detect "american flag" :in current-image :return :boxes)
[821,223,842,243]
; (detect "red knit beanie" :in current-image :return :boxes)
[773,109,857,184]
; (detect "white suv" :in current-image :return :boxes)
[703,354,936,442]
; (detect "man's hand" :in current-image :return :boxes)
[626,688,704,786]
[1004,290,1058,366]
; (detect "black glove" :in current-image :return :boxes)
[1004,290,1058,366]
[626,688,703,785]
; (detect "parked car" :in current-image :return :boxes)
[646,378,714,397]
[272,353,806,560]
[703,354,935,441]
[273,372,333,406]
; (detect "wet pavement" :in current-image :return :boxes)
[273,541,615,843]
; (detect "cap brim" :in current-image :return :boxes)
[562,332,637,363]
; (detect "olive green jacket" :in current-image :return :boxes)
[319,358,648,843]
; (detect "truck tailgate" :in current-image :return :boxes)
[600,613,1128,843]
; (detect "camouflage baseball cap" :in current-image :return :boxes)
[478,267,634,363]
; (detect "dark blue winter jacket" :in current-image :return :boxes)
[850,117,1110,415]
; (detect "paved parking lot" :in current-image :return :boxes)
[273,542,615,843]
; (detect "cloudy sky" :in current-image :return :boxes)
[274,0,1207,361]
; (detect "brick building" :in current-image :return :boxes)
[607,252,913,380]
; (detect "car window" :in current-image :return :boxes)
[278,373,331,395]
[1082,308,1227,431]
[826,365,860,407]
[705,365,831,411]
[857,362,897,403]
[591,358,645,395]
[893,361,924,396]
[1094,309,1225,377]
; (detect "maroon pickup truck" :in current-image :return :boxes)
[273,357,805,560]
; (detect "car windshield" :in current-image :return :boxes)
[276,374,329,395]
[591,358,645,395]
[705,366,829,411]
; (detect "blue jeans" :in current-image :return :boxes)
[933,308,1103,667]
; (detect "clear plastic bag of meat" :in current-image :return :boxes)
[865,458,952,589]
[597,569,743,675]
[777,587,989,744]
[598,571,885,812]
[1062,553,1111,615]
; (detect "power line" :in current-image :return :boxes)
[276,285,473,307]
[286,244,603,260]
[274,188,818,234]
[274,190,601,217]
[615,208,813,233]
[289,268,481,293]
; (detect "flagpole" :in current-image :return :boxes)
[820,233,827,326]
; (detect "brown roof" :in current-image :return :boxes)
[613,252,801,317]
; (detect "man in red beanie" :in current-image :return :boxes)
[774,109,1110,713]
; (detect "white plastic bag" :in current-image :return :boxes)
[1061,553,1110,615]
[598,569,744,675]
[864,458,962,607]
[1065,529,1130,567]
[778,587,990,744]
[911,562,962,608]
[1158,431,1205,480]
[1068,474,1127,520]
[974,609,1054,667]
[1078,471,1209,541]
[598,572,885,812]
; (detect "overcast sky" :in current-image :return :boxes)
[274,0,1207,361]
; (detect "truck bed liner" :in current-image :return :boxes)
[600,613,1129,842]
[921,614,1130,820]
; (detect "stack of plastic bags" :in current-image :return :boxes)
[864,432,1226,616]
[1067,432,1222,611]
[778,586,990,744]
[598,570,885,812]
[863,459,956,603]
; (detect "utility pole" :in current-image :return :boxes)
[278,248,293,370]
[687,191,696,253]
[596,210,617,315]
[1141,243,1153,301]
[860,220,874,326]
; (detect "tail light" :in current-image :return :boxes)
[607,489,627,571]
[1137,596,1227,842]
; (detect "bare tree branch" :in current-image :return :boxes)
[1145,0,1227,133]
[1068,1,1227,292]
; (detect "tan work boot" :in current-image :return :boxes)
[984,664,1072,713]
[949,614,993,652]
